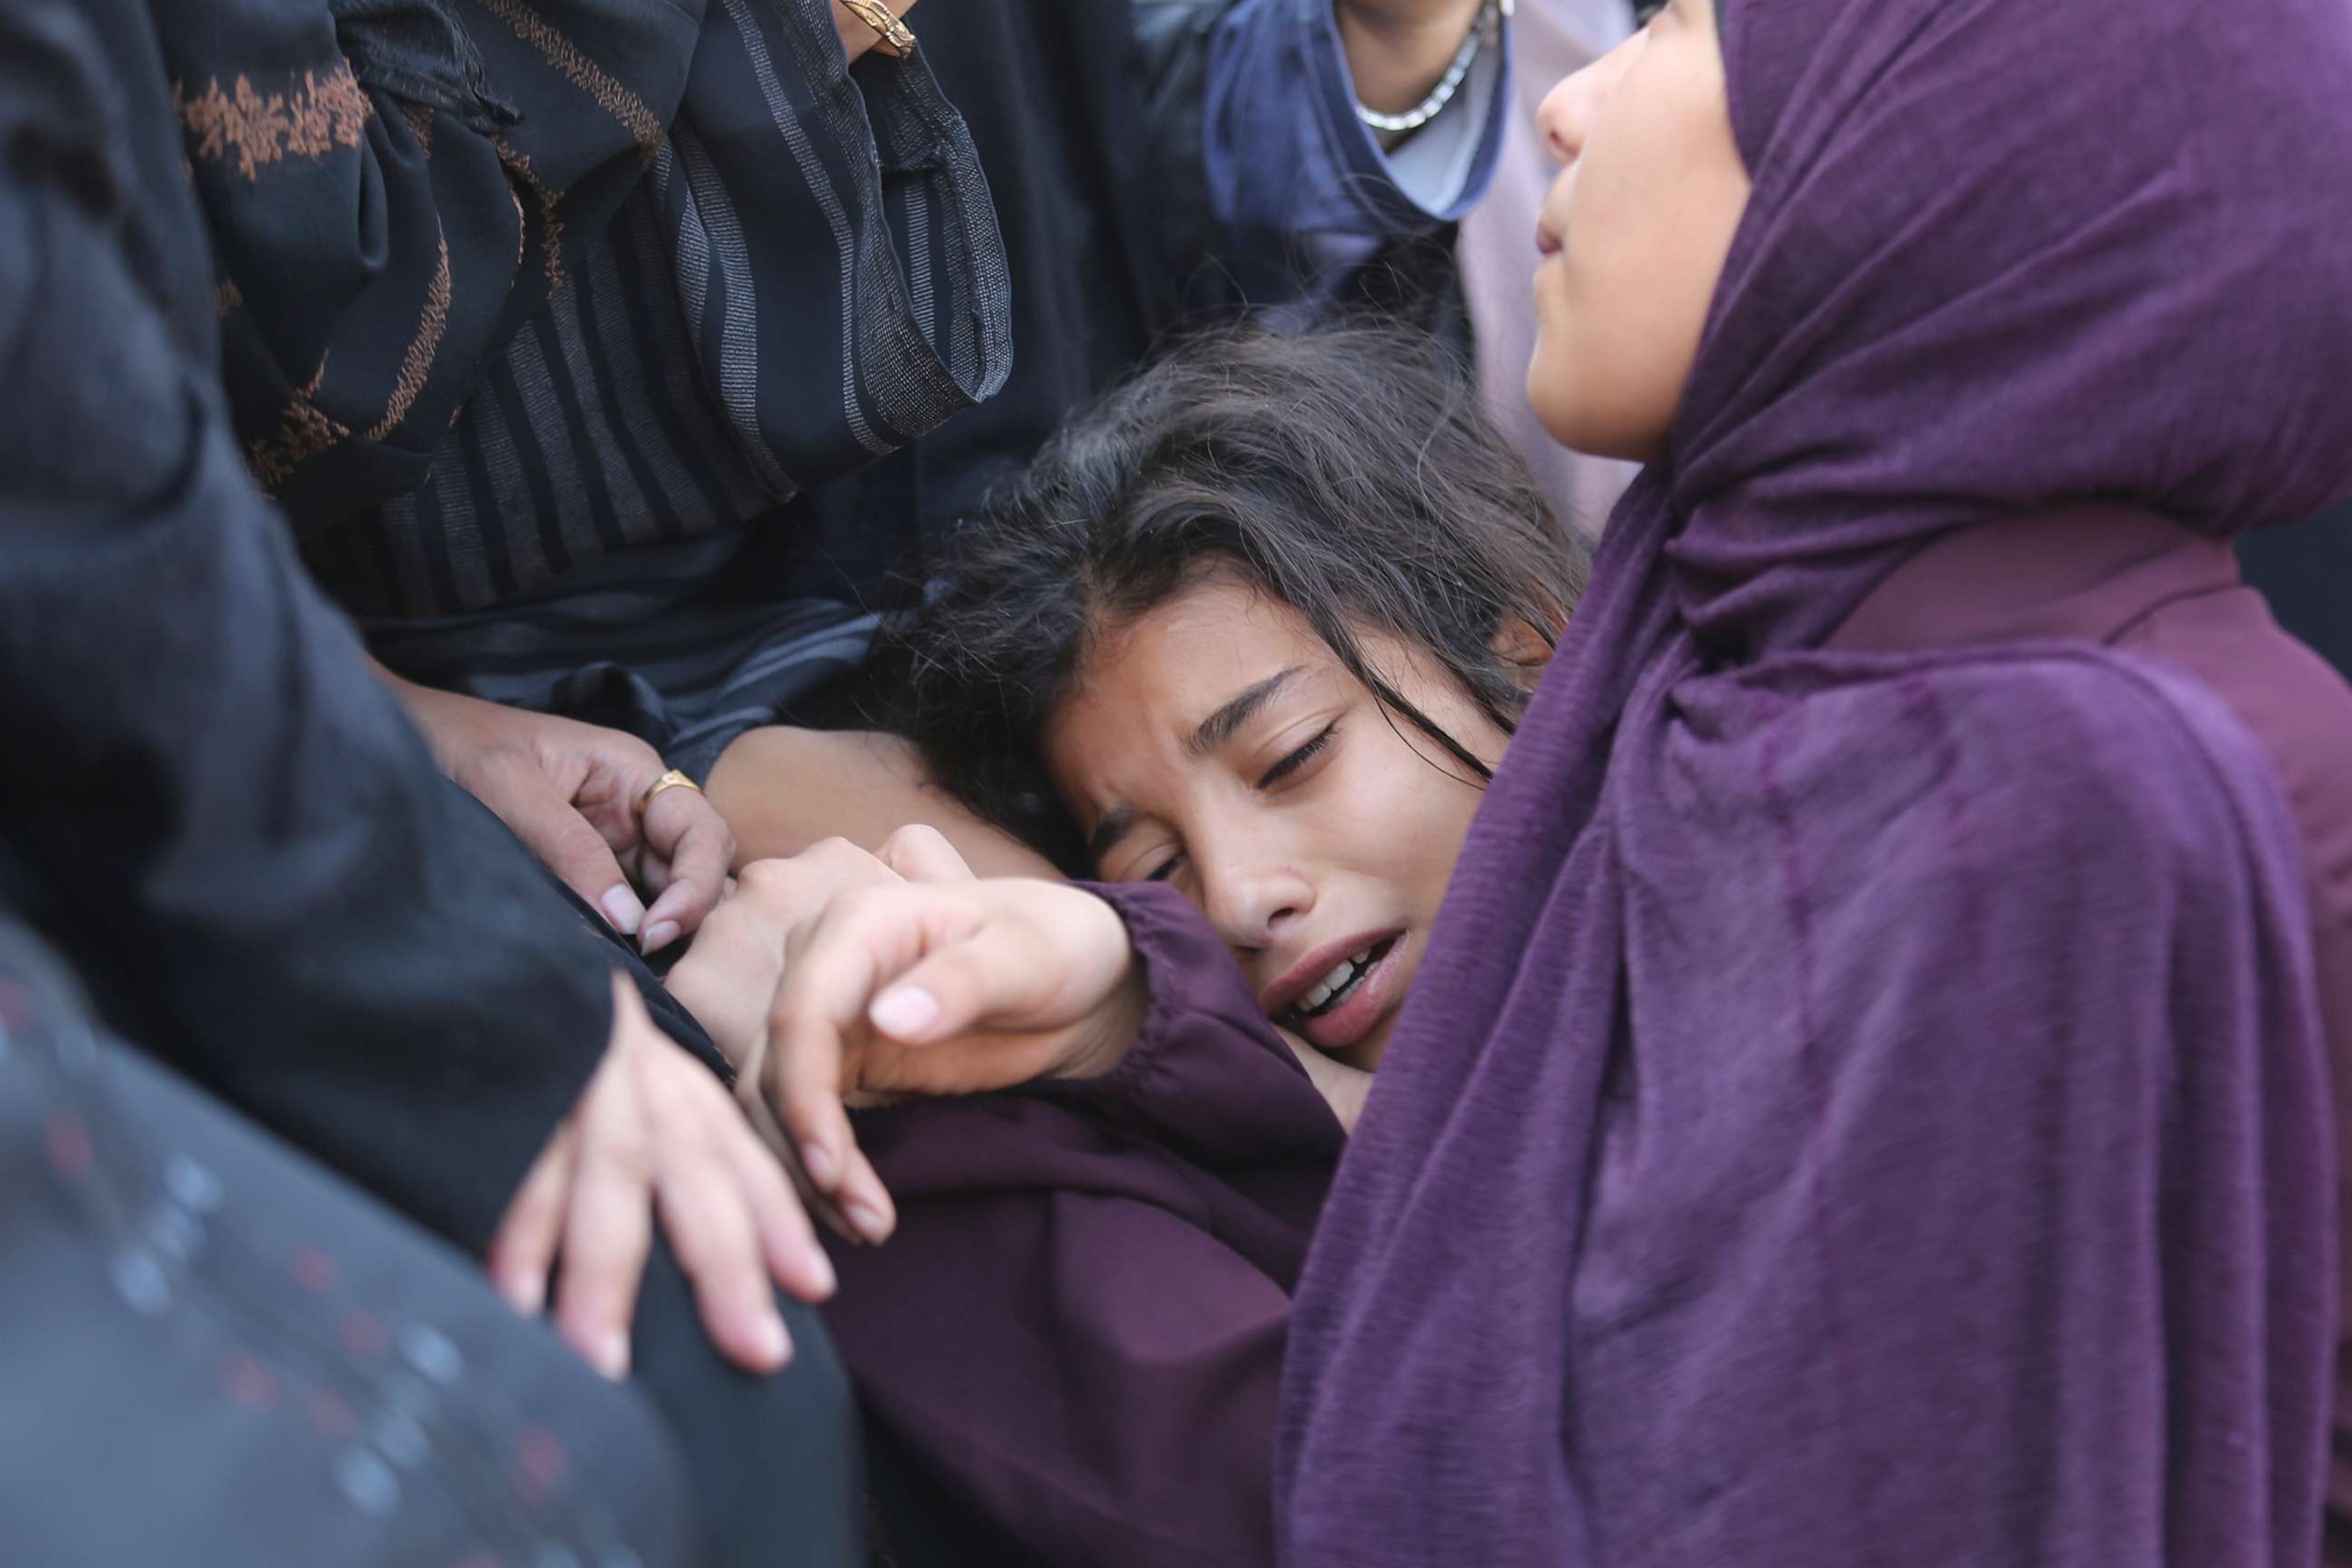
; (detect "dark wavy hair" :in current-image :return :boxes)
[876,323,1590,870]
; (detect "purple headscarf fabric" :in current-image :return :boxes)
[1278,0,2352,1563]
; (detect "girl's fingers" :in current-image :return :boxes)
[877,823,978,884]
[551,1118,655,1381]
[766,887,977,1237]
[767,892,895,1168]
[866,937,1016,1045]
[631,1025,796,1371]
[711,1096,838,1302]
[648,1147,789,1373]
[485,1117,579,1316]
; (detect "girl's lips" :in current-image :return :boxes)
[1537,220,1563,257]
[1295,932,1410,1054]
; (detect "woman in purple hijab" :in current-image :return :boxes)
[743,0,2352,1560]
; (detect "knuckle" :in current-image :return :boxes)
[737,858,796,897]
[833,881,891,920]
[806,836,863,866]
[593,1116,655,1176]
[879,823,942,858]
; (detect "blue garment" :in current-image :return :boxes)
[1207,0,1511,302]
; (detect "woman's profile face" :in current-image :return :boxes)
[1529,0,1750,461]
[1039,574,1514,1071]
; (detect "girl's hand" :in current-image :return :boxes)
[761,877,1146,1240]
[488,975,831,1383]
[665,830,975,1243]
[665,829,976,1074]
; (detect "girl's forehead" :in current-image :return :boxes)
[1045,584,1338,799]
[1083,575,1326,684]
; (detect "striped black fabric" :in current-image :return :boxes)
[361,538,880,779]
[167,0,1010,774]
[333,23,1009,619]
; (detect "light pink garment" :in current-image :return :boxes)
[1459,0,1640,541]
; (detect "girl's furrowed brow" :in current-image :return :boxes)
[1187,667,1302,758]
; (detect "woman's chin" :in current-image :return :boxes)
[1527,361,1664,462]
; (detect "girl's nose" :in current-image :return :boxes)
[1200,854,1315,956]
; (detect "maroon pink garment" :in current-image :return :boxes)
[822,884,1338,1568]
[1279,0,2352,1563]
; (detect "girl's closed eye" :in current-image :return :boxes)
[1259,724,1338,789]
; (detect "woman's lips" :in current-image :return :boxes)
[1536,220,1563,257]
[1294,932,1410,1054]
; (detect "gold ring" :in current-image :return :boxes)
[636,768,704,815]
[840,0,915,57]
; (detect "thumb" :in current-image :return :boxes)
[472,753,647,935]
[877,823,979,885]
[864,913,1061,1045]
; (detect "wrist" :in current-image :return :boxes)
[1053,951,1148,1081]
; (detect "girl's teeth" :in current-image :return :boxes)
[1298,948,1377,1017]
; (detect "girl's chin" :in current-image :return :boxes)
[1331,1025,1393,1074]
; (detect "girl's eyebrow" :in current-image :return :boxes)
[1187,667,1301,758]
[1087,665,1302,864]
[1086,804,1139,864]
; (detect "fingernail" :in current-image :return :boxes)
[804,1243,838,1298]
[640,920,681,956]
[869,985,939,1038]
[846,1200,891,1243]
[754,1312,792,1367]
[801,1140,838,1190]
[599,886,645,936]
[593,1329,631,1381]
[498,1270,545,1317]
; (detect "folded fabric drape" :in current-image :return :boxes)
[156,0,1010,614]
[1279,0,2352,1561]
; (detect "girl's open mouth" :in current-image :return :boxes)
[1283,935,1406,1054]
[1287,937,1395,1023]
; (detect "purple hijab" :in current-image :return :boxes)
[1279,0,2352,1563]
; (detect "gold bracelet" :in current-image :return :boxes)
[840,0,915,58]
[635,768,704,815]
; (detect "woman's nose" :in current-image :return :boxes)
[1537,39,1636,168]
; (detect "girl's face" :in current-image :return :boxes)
[1529,0,1749,461]
[1040,575,1520,1071]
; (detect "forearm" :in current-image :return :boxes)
[708,727,1061,878]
